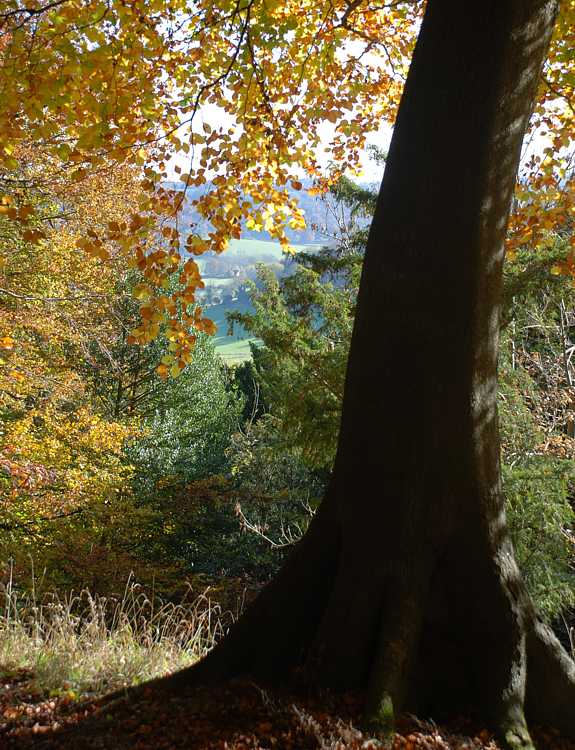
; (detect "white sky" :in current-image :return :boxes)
[166,101,392,187]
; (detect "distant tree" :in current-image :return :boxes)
[228,244,361,469]
[70,271,164,420]
[227,160,377,464]
[127,336,242,497]
[0,155,146,589]
[228,346,270,425]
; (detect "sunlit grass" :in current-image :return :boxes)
[0,572,229,697]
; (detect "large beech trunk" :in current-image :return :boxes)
[167,1,575,746]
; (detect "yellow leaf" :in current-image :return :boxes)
[133,284,152,300]
[0,336,15,350]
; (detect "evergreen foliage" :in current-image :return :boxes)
[127,336,242,495]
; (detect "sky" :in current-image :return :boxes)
[166,101,392,188]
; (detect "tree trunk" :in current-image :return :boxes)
[165,1,575,745]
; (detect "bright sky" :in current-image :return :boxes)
[166,100,392,187]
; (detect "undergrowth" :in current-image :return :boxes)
[0,571,230,697]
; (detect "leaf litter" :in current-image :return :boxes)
[1,669,574,750]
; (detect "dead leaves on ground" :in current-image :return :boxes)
[1,670,574,750]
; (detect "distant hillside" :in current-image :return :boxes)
[163,179,370,245]
[195,238,316,363]
[195,238,312,280]
[161,180,372,362]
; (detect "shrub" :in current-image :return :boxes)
[503,457,575,621]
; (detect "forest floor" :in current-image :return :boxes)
[1,668,575,750]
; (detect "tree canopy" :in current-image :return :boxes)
[1,0,574,373]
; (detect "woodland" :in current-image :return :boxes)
[1,0,575,748]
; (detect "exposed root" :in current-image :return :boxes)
[93,489,575,748]
[362,691,396,744]
[156,496,341,691]
[362,574,427,741]
[526,617,575,737]
[494,703,536,750]
[499,723,536,750]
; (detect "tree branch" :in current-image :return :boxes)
[0,508,85,532]
[0,287,104,303]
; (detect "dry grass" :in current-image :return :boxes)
[0,570,230,697]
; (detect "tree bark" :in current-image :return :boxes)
[166,1,575,745]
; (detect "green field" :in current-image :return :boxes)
[201,239,321,360]
[204,293,256,362]
[226,238,316,258]
[214,338,259,364]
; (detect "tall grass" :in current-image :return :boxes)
[0,570,230,696]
